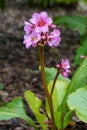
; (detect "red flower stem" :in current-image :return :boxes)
[50,70,59,96]
[38,45,56,130]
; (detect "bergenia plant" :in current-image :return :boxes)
[0,11,87,130]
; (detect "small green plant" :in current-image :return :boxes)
[54,15,87,65]
[0,0,6,9]
[27,0,78,7]
[0,11,87,130]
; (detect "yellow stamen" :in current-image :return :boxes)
[31,36,37,41]
[38,21,45,26]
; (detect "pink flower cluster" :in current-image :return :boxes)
[23,11,61,48]
[56,59,71,78]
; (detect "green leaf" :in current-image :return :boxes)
[80,34,87,45]
[53,15,87,35]
[60,57,87,117]
[0,97,35,126]
[67,56,87,93]
[74,34,87,65]
[45,98,50,118]
[0,83,4,90]
[0,102,7,107]
[56,0,77,4]
[43,0,48,8]
[0,0,5,9]
[49,0,54,6]
[45,67,70,85]
[45,80,69,129]
[63,110,72,128]
[67,87,87,123]
[25,90,48,130]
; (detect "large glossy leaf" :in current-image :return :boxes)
[61,56,87,108]
[0,97,35,126]
[45,80,69,129]
[25,90,48,130]
[67,87,87,122]
[45,67,70,85]
[53,15,87,35]
[67,56,87,94]
[59,56,87,126]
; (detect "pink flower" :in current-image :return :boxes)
[56,59,71,78]
[49,24,56,29]
[47,29,61,47]
[61,59,70,70]
[23,11,61,48]
[24,21,34,34]
[80,55,86,59]
[23,31,41,48]
[62,71,69,78]
[29,11,52,33]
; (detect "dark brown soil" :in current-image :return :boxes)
[0,5,87,130]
